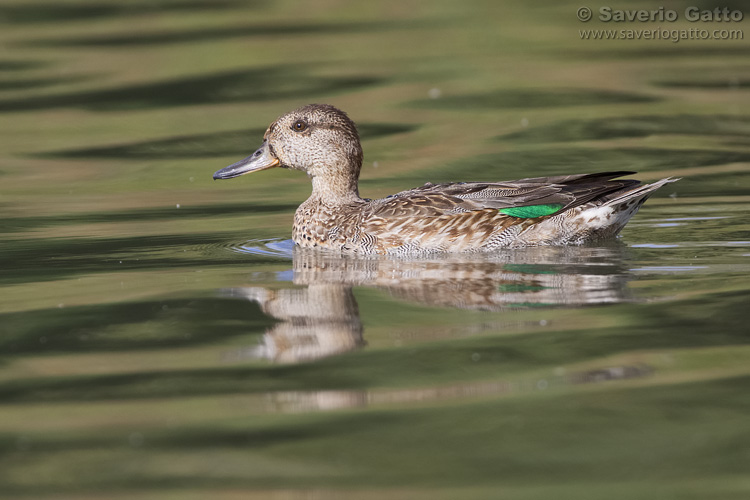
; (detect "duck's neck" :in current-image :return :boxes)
[309,169,363,205]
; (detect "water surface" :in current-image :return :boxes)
[1,0,749,498]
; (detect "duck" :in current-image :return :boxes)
[213,104,678,254]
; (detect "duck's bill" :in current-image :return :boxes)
[213,141,280,180]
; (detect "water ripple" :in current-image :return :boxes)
[227,238,295,259]
[631,241,750,249]
[630,266,709,272]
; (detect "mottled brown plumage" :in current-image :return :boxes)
[213,104,678,254]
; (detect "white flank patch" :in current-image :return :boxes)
[576,205,615,229]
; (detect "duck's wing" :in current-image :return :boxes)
[368,171,640,219]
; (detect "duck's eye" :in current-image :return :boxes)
[292,120,308,132]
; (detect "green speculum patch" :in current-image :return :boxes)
[499,203,563,218]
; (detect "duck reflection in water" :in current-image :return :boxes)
[222,243,632,363]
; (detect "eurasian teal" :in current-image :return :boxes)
[213,104,678,254]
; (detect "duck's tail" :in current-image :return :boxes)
[601,176,680,207]
[508,176,679,246]
[574,176,680,241]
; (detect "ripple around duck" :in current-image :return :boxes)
[631,240,750,249]
[630,266,709,273]
[224,238,295,259]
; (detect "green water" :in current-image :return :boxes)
[1,0,749,498]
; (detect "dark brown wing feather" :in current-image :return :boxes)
[369,171,640,219]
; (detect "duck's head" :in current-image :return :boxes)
[213,104,363,191]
